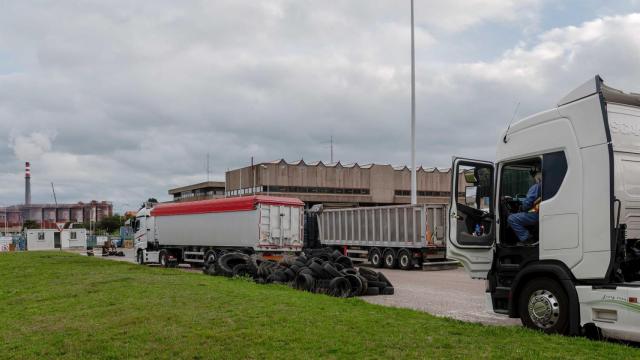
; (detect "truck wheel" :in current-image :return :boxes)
[383,249,397,269]
[136,250,145,265]
[159,250,169,268]
[204,251,217,267]
[519,278,569,334]
[398,249,412,270]
[369,248,383,268]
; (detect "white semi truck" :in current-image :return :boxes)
[133,195,304,267]
[447,75,640,340]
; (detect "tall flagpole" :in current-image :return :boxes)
[410,0,417,205]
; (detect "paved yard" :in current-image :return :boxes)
[361,267,520,326]
[86,249,518,326]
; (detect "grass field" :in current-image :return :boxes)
[0,252,638,359]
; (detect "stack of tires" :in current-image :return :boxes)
[202,249,394,297]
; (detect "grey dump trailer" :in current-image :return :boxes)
[316,204,448,270]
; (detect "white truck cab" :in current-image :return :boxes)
[132,204,156,264]
[448,75,640,340]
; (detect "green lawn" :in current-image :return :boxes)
[0,252,637,359]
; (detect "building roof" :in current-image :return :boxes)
[256,159,451,172]
[168,181,226,195]
[152,195,304,217]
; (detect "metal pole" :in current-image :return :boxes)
[410,0,417,205]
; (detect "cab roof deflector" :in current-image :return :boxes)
[558,75,640,108]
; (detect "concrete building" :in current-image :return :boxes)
[0,201,113,232]
[168,181,226,202]
[225,159,465,207]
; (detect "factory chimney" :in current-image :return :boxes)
[25,162,31,206]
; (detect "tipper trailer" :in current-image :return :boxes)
[133,195,305,267]
[316,204,448,270]
[447,75,640,341]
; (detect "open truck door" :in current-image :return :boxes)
[447,158,495,279]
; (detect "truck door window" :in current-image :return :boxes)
[499,158,541,245]
[542,151,567,200]
[454,163,494,246]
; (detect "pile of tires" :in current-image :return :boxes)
[202,248,394,297]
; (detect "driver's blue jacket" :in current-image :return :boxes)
[522,183,541,211]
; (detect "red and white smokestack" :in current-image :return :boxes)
[25,161,31,206]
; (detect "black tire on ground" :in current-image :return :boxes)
[284,268,296,281]
[377,272,393,288]
[232,264,252,277]
[294,273,315,291]
[358,267,379,282]
[340,268,357,276]
[217,252,250,277]
[357,274,369,295]
[367,280,387,288]
[159,250,169,268]
[364,287,380,296]
[335,255,354,269]
[323,263,342,278]
[383,248,397,269]
[136,250,144,265]
[381,287,395,295]
[310,262,329,279]
[343,274,363,297]
[331,250,343,261]
[518,278,569,334]
[329,277,351,298]
[397,249,413,270]
[369,248,383,268]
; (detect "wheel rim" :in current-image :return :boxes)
[528,289,561,329]
[400,255,409,267]
[385,254,393,266]
[207,254,215,264]
[371,254,379,264]
[160,255,166,266]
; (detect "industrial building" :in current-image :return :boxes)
[224,159,465,207]
[168,181,225,202]
[0,162,113,232]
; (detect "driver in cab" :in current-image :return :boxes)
[507,168,541,244]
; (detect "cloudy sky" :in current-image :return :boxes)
[1,1,640,212]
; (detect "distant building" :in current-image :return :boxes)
[0,201,113,232]
[224,159,466,207]
[0,161,114,232]
[168,181,226,202]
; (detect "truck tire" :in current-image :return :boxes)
[397,249,413,270]
[518,278,569,334]
[343,274,363,297]
[159,250,169,268]
[383,249,397,269]
[136,250,145,265]
[369,248,383,268]
[204,251,217,267]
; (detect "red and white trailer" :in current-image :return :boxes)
[133,195,304,267]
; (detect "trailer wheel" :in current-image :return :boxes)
[398,249,412,270]
[519,278,569,334]
[136,250,144,265]
[369,248,383,268]
[159,250,169,268]
[383,249,397,269]
[204,251,217,267]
